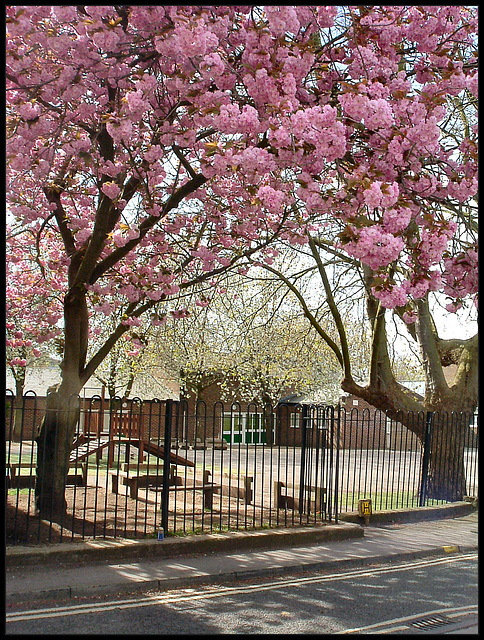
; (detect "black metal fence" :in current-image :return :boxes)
[5,393,337,544]
[335,406,478,513]
[5,391,478,545]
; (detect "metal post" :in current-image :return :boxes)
[161,399,174,534]
[334,404,340,524]
[419,411,433,507]
[299,404,308,516]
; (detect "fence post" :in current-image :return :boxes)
[161,399,174,534]
[419,411,433,507]
[299,404,308,516]
[334,404,340,524]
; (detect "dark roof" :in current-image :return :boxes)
[278,394,306,405]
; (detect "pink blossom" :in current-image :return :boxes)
[364,98,394,129]
[265,6,300,38]
[363,181,399,211]
[121,317,142,327]
[106,118,133,143]
[101,182,121,200]
[382,207,411,234]
[416,227,455,268]
[46,313,62,325]
[467,70,478,98]
[345,225,404,270]
[408,279,430,299]
[125,90,149,120]
[146,289,164,301]
[257,186,287,213]
[445,301,462,314]
[443,248,478,299]
[402,310,417,324]
[92,29,119,52]
[316,6,337,28]
[373,281,410,308]
[363,182,385,210]
[447,177,478,203]
[19,102,41,121]
[5,4,478,378]
[171,308,189,319]
[9,358,27,367]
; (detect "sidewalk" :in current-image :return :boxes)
[5,504,478,606]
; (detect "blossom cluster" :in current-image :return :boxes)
[344,226,405,271]
[5,1,478,378]
[443,247,478,306]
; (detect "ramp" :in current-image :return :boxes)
[140,439,195,468]
[69,437,111,464]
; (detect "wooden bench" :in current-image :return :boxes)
[169,470,221,510]
[274,480,326,514]
[6,463,36,489]
[175,440,192,450]
[205,437,228,450]
[109,462,176,500]
[6,461,88,488]
[221,473,253,504]
[110,466,221,510]
[171,439,193,450]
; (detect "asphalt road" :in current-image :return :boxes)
[6,553,478,635]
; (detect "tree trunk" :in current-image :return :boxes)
[421,412,469,503]
[12,376,26,441]
[35,254,88,519]
[35,388,80,518]
[341,378,475,504]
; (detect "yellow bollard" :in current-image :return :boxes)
[358,498,372,525]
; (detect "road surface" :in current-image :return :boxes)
[6,552,477,634]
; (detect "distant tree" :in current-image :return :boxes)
[150,273,343,406]
[6,227,64,436]
[259,230,477,501]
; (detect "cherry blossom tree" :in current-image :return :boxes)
[6,5,477,513]
[6,226,64,436]
[251,6,478,501]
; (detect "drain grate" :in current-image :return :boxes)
[408,614,452,630]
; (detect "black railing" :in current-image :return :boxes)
[5,391,478,545]
[335,406,478,513]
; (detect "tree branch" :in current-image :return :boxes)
[361,265,395,389]
[307,234,353,382]
[415,298,449,397]
[258,261,344,369]
[89,173,206,284]
[81,299,159,386]
[43,187,77,257]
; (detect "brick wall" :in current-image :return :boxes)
[6,394,46,442]
[180,381,270,443]
[338,395,421,450]
[6,390,425,452]
[338,396,386,449]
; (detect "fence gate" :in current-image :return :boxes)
[294,404,338,523]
